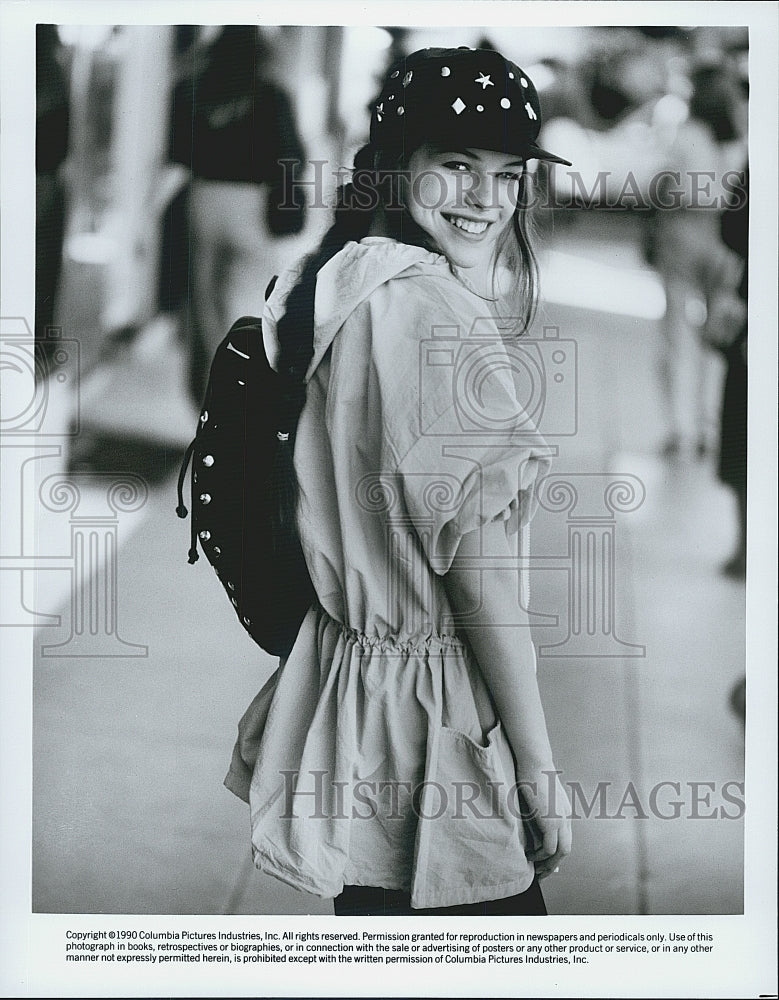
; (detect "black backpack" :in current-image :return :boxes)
[176,314,314,657]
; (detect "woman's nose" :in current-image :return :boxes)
[463,172,489,211]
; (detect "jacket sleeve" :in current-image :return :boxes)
[367,275,553,576]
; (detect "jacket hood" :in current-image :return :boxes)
[262,238,447,380]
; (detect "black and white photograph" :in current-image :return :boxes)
[1,2,776,997]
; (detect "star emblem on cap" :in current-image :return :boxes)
[474,72,494,90]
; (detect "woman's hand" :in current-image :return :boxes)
[520,770,573,880]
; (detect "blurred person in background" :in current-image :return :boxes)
[586,30,670,126]
[703,161,748,723]
[35,25,70,372]
[653,54,747,460]
[175,26,307,403]
[536,56,601,130]
[535,29,689,216]
[702,165,748,583]
[156,26,203,324]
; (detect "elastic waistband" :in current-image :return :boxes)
[320,607,465,655]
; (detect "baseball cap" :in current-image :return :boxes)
[369,46,572,166]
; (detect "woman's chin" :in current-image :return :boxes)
[445,248,492,273]
[439,231,500,271]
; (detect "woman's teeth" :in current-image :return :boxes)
[447,216,489,234]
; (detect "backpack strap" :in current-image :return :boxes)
[175,437,200,564]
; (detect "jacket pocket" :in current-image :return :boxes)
[410,721,534,908]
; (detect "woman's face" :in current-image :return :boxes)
[402,144,523,276]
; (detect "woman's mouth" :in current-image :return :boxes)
[444,214,490,235]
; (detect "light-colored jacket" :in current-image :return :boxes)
[226,237,552,908]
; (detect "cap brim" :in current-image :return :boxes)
[524,143,572,167]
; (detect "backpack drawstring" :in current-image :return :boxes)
[176,437,200,564]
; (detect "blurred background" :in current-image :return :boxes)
[25,23,751,916]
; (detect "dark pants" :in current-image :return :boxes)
[334,878,547,917]
[718,328,747,495]
[35,172,66,368]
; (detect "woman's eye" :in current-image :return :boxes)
[497,171,522,182]
[442,160,472,173]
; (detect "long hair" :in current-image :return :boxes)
[496,166,539,335]
[269,141,539,554]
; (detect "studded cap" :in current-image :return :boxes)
[370,46,572,166]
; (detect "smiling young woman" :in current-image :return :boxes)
[223,46,573,917]
[400,145,524,296]
[364,140,538,329]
